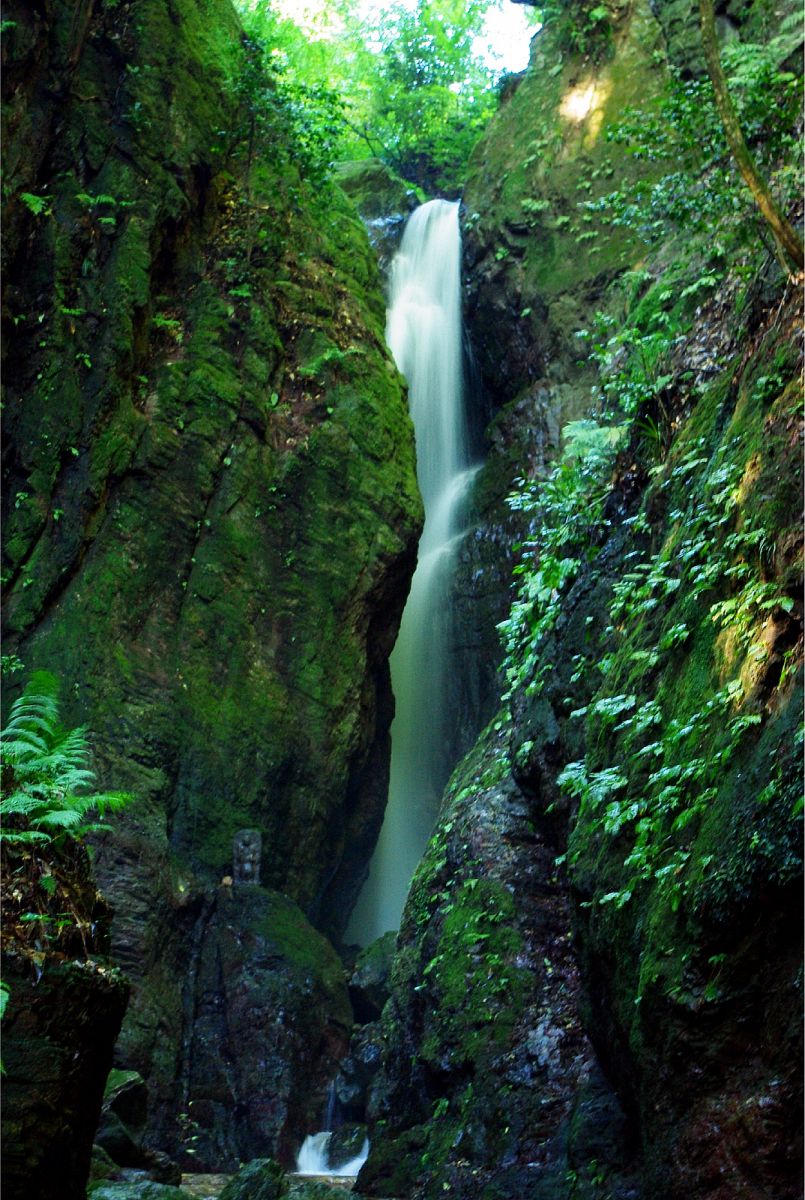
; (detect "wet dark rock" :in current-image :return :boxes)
[88,1184,194,1200]
[182,886,352,1171]
[357,720,637,1198]
[1,839,129,1200]
[96,1111,145,1169]
[326,1123,368,1168]
[348,931,397,1022]
[218,1158,288,1200]
[104,1069,149,1131]
[334,1022,386,1122]
[447,384,560,769]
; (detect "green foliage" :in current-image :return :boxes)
[498,420,626,699]
[152,312,184,342]
[236,0,513,192]
[362,0,499,190]
[560,432,797,910]
[225,31,346,189]
[297,344,362,378]
[19,192,51,217]
[585,50,802,251]
[538,0,613,59]
[0,673,131,849]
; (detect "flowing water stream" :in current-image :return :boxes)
[346,199,474,946]
[295,1131,370,1178]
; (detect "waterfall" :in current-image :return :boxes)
[347,199,475,946]
[295,1131,370,1177]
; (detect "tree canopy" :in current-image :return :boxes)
[235,0,535,191]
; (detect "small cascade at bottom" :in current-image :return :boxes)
[295,1131,370,1178]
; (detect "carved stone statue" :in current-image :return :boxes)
[232,829,262,885]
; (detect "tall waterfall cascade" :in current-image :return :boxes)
[347,199,476,946]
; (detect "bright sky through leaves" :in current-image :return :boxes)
[272,1,537,74]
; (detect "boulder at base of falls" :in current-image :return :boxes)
[334,1021,386,1123]
[95,1069,182,1185]
[326,1123,369,1169]
[289,1183,348,1199]
[181,886,352,1170]
[219,1159,288,1200]
[88,1184,195,1200]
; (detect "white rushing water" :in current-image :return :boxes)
[346,199,474,945]
[295,1131,370,1177]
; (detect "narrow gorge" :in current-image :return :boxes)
[1,2,801,1200]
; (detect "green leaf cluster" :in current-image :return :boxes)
[558,436,797,910]
[584,46,802,251]
[1,672,131,848]
[235,0,518,192]
[498,419,626,699]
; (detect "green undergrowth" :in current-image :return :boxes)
[498,282,802,1105]
[563,434,800,902]
[503,279,801,916]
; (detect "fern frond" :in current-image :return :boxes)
[0,791,47,816]
[1,673,133,848]
[3,731,51,758]
[51,726,90,760]
[92,791,133,817]
[3,692,59,731]
[2,714,57,736]
[0,829,50,844]
[36,809,82,830]
[56,768,96,790]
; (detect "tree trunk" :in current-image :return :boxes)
[699,0,804,272]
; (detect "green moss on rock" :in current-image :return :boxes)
[2,0,421,1167]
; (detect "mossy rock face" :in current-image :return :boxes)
[462,0,666,410]
[334,158,421,275]
[358,721,635,1198]
[184,886,352,1170]
[449,0,671,786]
[502,260,804,1192]
[2,0,420,1168]
[334,159,420,222]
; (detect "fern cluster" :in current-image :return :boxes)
[1,672,130,848]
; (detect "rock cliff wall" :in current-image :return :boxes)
[2,0,421,1166]
[359,0,803,1196]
